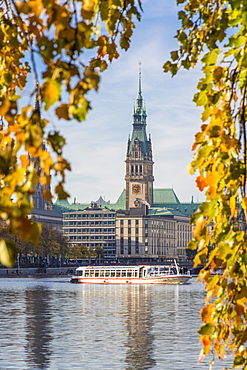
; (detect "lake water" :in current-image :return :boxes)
[0,277,232,370]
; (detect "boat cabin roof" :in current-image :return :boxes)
[76,265,173,271]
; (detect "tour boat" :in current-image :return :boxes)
[70,260,192,285]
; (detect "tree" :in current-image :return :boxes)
[0,0,142,267]
[94,245,105,259]
[164,1,247,368]
[0,222,68,266]
[67,244,91,260]
[39,223,68,258]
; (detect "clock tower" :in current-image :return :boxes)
[125,65,154,210]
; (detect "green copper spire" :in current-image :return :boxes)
[127,64,151,157]
[133,62,147,125]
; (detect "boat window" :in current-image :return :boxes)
[154,267,159,276]
[134,270,138,277]
[116,270,121,277]
[77,270,83,276]
[85,270,89,277]
[122,270,126,277]
[127,270,132,277]
[90,270,94,277]
[105,270,110,277]
[110,270,115,277]
[100,270,104,277]
[160,267,170,275]
[95,270,99,277]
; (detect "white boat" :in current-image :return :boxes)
[70,260,192,285]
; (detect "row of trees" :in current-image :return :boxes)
[0,223,104,267]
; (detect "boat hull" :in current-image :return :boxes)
[70,275,191,285]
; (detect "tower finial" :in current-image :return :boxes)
[138,62,142,93]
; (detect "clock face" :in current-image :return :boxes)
[132,184,141,194]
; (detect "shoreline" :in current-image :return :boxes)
[0,267,75,277]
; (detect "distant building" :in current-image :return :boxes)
[55,67,199,261]
[63,203,116,258]
[29,208,63,232]
[116,203,192,261]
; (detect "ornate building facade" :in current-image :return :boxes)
[125,67,154,210]
[59,68,195,262]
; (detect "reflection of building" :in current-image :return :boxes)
[63,203,116,258]
[125,286,156,369]
[25,287,52,368]
[56,68,199,261]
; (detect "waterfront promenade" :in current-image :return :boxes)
[0,266,74,276]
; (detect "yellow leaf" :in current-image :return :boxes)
[56,104,70,120]
[43,187,52,201]
[0,239,17,268]
[241,197,247,210]
[201,304,214,322]
[20,154,29,168]
[41,80,61,110]
[82,0,95,11]
[230,196,236,217]
[0,99,10,116]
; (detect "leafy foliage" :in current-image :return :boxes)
[67,243,105,259]
[0,222,68,263]
[0,0,142,266]
[165,1,247,368]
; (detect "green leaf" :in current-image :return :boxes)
[171,50,179,61]
[198,323,215,335]
[201,49,220,66]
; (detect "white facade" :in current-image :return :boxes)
[115,213,193,259]
[63,206,116,258]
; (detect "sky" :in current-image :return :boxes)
[47,0,206,205]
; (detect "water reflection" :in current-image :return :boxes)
[0,278,233,370]
[25,287,53,369]
[125,286,156,370]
